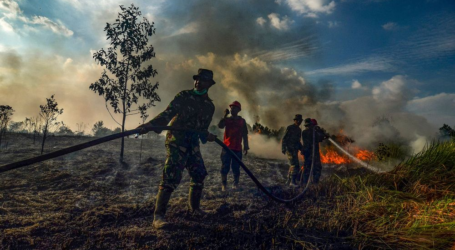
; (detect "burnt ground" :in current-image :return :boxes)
[0,133,357,249]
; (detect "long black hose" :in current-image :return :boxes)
[0,126,313,203]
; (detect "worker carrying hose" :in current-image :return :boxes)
[218,101,249,191]
[137,69,217,230]
[281,114,303,187]
[300,118,330,185]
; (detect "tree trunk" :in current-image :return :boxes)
[41,124,48,155]
[0,129,3,149]
[119,60,130,162]
[120,111,126,162]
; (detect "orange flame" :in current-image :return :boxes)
[355,149,375,161]
[321,148,350,164]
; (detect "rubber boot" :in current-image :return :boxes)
[188,187,206,217]
[301,174,309,187]
[232,175,239,190]
[153,188,173,229]
[289,175,299,188]
[285,176,291,185]
[221,174,227,192]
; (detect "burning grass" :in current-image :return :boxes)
[292,139,455,249]
[0,133,454,249]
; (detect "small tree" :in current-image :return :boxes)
[439,124,455,139]
[56,122,74,135]
[0,105,14,146]
[26,116,43,144]
[39,95,63,154]
[89,4,160,162]
[92,121,114,137]
[75,122,87,136]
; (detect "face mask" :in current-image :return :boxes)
[193,88,208,95]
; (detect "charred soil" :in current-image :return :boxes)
[1,133,454,249]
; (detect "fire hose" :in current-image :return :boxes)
[0,126,378,203]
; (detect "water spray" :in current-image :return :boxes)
[328,138,385,173]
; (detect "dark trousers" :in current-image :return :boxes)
[301,151,322,184]
[220,149,242,180]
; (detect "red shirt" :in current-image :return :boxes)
[221,117,248,151]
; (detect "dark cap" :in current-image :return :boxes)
[304,118,312,127]
[193,68,216,84]
[294,114,303,121]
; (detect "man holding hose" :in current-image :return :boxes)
[300,118,330,185]
[137,69,217,229]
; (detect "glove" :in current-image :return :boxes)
[136,123,162,135]
[206,132,217,142]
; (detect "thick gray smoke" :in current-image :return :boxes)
[142,1,436,153]
[0,0,438,154]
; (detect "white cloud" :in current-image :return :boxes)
[0,0,21,18]
[267,13,294,30]
[284,0,336,17]
[170,22,198,36]
[372,75,409,102]
[382,22,398,31]
[0,17,13,32]
[26,16,74,37]
[306,57,393,76]
[0,0,73,37]
[351,79,362,89]
[407,93,455,127]
[256,17,266,26]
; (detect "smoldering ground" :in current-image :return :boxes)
[0,133,356,249]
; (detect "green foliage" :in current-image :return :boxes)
[89,4,159,116]
[92,121,115,137]
[56,124,74,135]
[439,124,455,139]
[39,95,63,154]
[0,105,14,131]
[252,122,284,141]
[375,141,410,161]
[8,121,24,132]
[393,139,455,193]
[0,105,14,145]
[89,4,160,161]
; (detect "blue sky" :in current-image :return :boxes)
[0,0,454,147]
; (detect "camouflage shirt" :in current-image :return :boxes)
[281,124,302,153]
[148,89,215,147]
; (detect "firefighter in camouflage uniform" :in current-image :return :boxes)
[300,118,330,185]
[281,114,303,187]
[138,69,217,229]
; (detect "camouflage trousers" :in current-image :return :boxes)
[286,150,300,178]
[301,151,322,184]
[160,143,208,191]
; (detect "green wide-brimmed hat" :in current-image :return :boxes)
[193,68,216,84]
[294,114,303,121]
